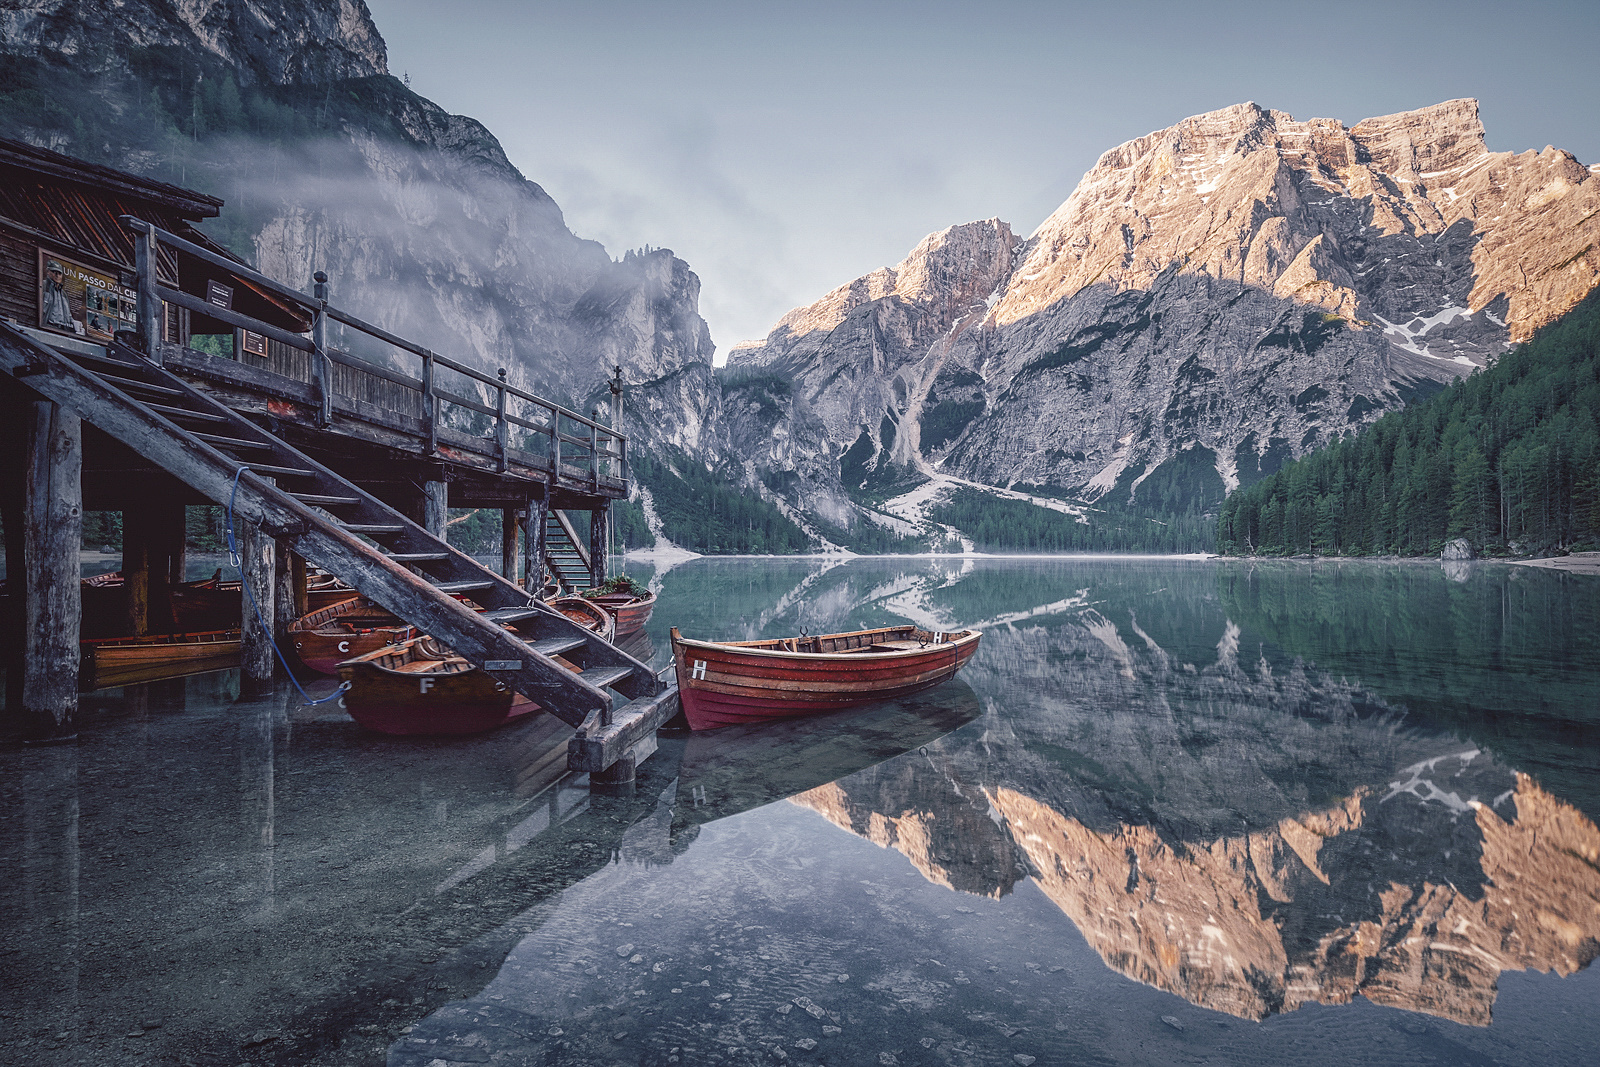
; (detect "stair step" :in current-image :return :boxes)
[385,552,450,562]
[194,432,274,452]
[98,373,183,397]
[430,579,496,594]
[483,606,543,625]
[70,348,144,371]
[580,666,635,691]
[148,403,229,423]
[290,492,361,506]
[245,462,317,478]
[530,635,588,658]
[340,523,405,535]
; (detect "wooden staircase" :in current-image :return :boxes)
[0,322,673,773]
[544,510,593,592]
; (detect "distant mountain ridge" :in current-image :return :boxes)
[730,99,1600,542]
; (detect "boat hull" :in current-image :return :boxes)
[289,596,413,676]
[82,628,241,688]
[671,625,980,731]
[587,591,655,639]
[339,646,539,736]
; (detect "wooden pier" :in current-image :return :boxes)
[0,137,674,778]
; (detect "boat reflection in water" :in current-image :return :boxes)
[670,678,983,850]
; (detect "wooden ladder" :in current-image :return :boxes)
[0,323,673,773]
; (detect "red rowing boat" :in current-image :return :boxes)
[669,624,981,731]
[289,596,414,676]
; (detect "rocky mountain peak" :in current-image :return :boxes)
[718,98,1600,537]
[1,0,388,86]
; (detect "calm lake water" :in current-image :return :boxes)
[2,556,1598,1066]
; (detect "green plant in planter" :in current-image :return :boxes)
[580,574,649,599]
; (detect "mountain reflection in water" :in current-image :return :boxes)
[389,558,1598,1067]
[772,559,1600,1027]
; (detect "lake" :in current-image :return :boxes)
[2,556,1597,1066]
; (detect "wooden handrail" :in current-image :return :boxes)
[123,214,629,478]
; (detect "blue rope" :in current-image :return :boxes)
[226,466,347,706]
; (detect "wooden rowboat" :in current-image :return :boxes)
[82,628,241,688]
[339,635,539,735]
[337,598,612,735]
[584,589,655,639]
[548,595,616,641]
[289,596,414,676]
[670,624,981,731]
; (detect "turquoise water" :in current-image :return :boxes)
[3,556,1597,1065]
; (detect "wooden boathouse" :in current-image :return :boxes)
[0,138,673,778]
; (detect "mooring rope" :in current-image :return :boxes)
[226,466,348,707]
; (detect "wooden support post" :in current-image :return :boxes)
[240,479,276,686]
[134,223,162,362]
[531,490,549,594]
[290,551,309,618]
[496,367,509,473]
[0,423,24,716]
[152,501,186,633]
[589,502,609,588]
[422,479,448,540]
[501,507,519,582]
[122,504,152,638]
[22,401,81,740]
[421,351,437,455]
[311,271,331,428]
[273,538,297,645]
[165,504,188,588]
[610,365,624,481]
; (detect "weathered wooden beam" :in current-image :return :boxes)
[567,686,679,775]
[22,401,81,740]
[239,478,276,686]
[422,479,448,539]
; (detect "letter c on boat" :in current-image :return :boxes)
[338,640,350,653]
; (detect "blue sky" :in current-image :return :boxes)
[366,0,1600,358]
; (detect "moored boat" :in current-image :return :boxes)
[584,589,656,639]
[339,636,539,735]
[337,598,613,735]
[289,596,414,676]
[82,628,241,688]
[548,595,616,641]
[670,624,981,731]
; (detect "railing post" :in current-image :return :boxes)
[421,349,437,454]
[588,409,600,493]
[609,364,624,481]
[311,270,331,428]
[547,406,560,485]
[134,222,162,363]
[496,367,509,473]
